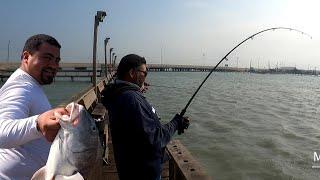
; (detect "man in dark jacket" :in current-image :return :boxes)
[102,54,190,180]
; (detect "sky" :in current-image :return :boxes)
[0,0,319,70]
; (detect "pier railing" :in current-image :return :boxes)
[65,74,211,180]
[0,69,107,82]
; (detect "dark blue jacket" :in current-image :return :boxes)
[102,82,179,180]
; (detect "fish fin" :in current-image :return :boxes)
[55,172,84,180]
[31,166,46,180]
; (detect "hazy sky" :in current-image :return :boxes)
[0,0,319,69]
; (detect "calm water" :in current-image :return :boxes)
[2,72,320,179]
[146,72,320,180]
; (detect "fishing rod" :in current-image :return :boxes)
[179,27,312,116]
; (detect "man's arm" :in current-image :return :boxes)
[120,92,183,149]
[0,115,41,148]
[0,82,67,148]
[0,107,67,148]
[0,82,41,148]
[143,113,189,148]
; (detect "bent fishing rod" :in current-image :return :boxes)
[179,27,312,116]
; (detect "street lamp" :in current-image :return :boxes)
[7,40,10,62]
[109,48,113,65]
[92,11,107,91]
[109,48,114,72]
[114,55,117,67]
[104,37,110,77]
[112,52,115,68]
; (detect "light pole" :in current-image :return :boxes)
[7,40,10,62]
[104,37,110,77]
[92,11,106,91]
[112,52,115,68]
[114,55,117,67]
[109,48,113,72]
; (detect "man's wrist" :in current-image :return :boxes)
[35,116,40,132]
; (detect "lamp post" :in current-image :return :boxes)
[109,48,113,72]
[7,40,10,62]
[92,11,106,91]
[104,37,110,77]
[112,52,115,68]
[114,55,117,67]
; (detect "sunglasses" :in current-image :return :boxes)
[137,70,148,77]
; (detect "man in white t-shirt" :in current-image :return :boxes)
[0,34,68,179]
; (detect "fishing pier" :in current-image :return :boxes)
[1,62,316,83]
[0,62,109,82]
[0,63,244,82]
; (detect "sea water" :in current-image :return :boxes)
[2,72,320,179]
[145,72,320,180]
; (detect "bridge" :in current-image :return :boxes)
[0,62,247,82]
[0,62,317,82]
[147,64,247,72]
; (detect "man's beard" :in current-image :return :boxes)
[41,76,54,85]
[135,78,144,88]
[40,69,56,85]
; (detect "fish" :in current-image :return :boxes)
[32,102,100,180]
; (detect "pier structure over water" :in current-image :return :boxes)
[147,64,247,72]
[148,64,319,75]
[0,62,318,82]
[0,62,114,82]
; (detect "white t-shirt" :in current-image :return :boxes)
[0,68,51,180]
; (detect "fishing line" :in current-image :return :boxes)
[179,27,312,116]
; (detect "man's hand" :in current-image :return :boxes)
[36,107,68,142]
[172,114,190,135]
